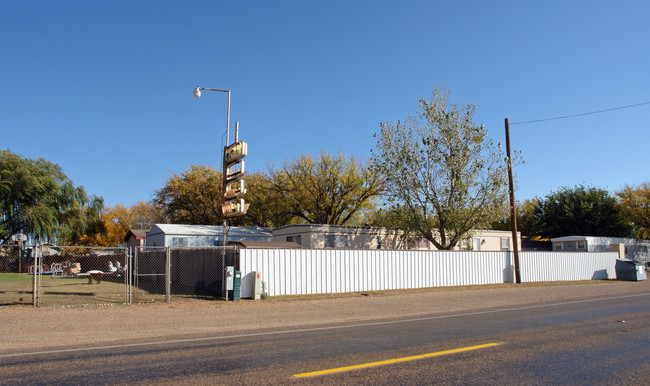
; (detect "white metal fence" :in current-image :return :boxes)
[239,249,619,297]
[520,251,615,282]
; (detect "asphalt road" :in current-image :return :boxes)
[1,291,649,384]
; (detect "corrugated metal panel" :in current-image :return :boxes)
[239,249,617,297]
[519,252,617,282]
[240,249,508,297]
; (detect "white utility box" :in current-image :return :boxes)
[252,271,262,300]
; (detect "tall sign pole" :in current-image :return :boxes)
[505,118,521,283]
[194,86,250,299]
[221,122,248,301]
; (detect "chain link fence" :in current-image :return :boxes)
[42,246,128,306]
[0,244,239,306]
[171,246,238,299]
[131,246,238,302]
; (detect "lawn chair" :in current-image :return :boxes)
[51,263,64,278]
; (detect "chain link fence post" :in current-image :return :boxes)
[32,243,39,306]
[165,247,171,302]
[128,247,134,304]
[125,247,131,304]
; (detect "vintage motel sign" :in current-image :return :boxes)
[223,140,249,217]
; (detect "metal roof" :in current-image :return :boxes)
[229,240,302,249]
[148,224,272,238]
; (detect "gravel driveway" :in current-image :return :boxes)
[1,280,648,353]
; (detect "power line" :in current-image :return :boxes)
[510,101,650,125]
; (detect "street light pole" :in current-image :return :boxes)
[193,87,231,145]
[193,86,231,298]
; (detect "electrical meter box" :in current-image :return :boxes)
[229,270,241,301]
[225,266,234,291]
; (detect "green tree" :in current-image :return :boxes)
[491,198,541,238]
[616,182,650,239]
[268,152,383,225]
[59,193,105,245]
[535,185,630,239]
[0,149,104,244]
[153,165,223,225]
[518,198,542,238]
[372,85,510,250]
[365,205,420,248]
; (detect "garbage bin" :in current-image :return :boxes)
[615,259,647,281]
[228,270,241,301]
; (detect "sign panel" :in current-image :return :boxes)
[226,160,245,180]
[222,198,250,218]
[225,141,248,164]
[224,178,246,199]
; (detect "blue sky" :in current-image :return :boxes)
[2,1,649,208]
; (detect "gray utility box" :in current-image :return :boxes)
[229,270,241,301]
[615,259,647,281]
[225,266,235,291]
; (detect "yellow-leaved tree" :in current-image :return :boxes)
[268,152,383,225]
[80,201,164,246]
[617,182,650,239]
[153,165,223,225]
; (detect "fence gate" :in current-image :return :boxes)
[131,247,169,303]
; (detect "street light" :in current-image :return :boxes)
[193,86,231,144]
[193,85,232,299]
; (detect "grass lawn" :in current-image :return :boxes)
[0,273,36,305]
[0,273,139,306]
[0,273,210,306]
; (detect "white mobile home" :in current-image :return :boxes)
[551,235,650,264]
[272,224,521,252]
[145,224,272,247]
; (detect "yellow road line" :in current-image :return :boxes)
[294,342,501,378]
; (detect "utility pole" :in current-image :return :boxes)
[504,118,521,283]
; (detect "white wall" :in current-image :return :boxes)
[239,249,618,298]
[520,252,615,281]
